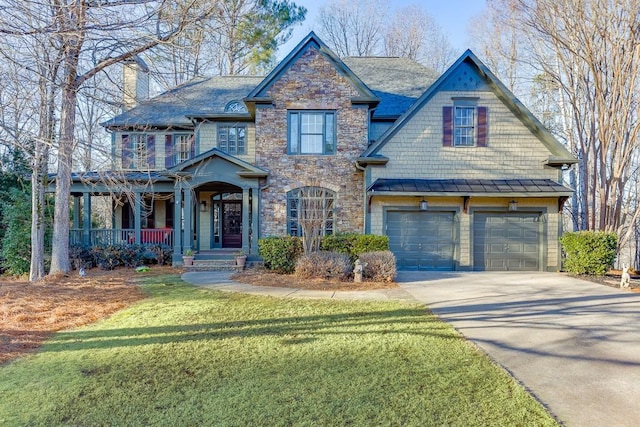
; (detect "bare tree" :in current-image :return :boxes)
[0,0,219,275]
[384,5,457,73]
[296,186,334,255]
[148,0,305,85]
[316,0,387,57]
[479,0,640,249]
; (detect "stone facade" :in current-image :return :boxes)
[255,46,368,237]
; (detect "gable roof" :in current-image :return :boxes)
[245,32,377,103]
[361,49,577,166]
[342,57,437,118]
[102,76,263,129]
[170,147,268,178]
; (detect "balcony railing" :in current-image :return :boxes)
[70,228,175,247]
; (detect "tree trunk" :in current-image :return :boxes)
[29,156,47,281]
[50,27,81,274]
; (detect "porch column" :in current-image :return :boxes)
[251,186,259,255]
[242,187,250,254]
[82,193,91,246]
[73,196,81,229]
[134,191,142,244]
[172,187,183,263]
[183,189,193,252]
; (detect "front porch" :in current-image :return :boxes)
[65,148,268,266]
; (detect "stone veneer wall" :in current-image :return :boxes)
[255,46,368,236]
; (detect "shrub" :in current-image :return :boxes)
[560,231,617,276]
[91,244,122,270]
[149,244,173,266]
[89,243,154,270]
[359,250,397,282]
[69,244,94,270]
[295,251,352,280]
[258,236,303,274]
[0,187,53,275]
[321,233,389,262]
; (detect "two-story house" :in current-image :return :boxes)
[66,32,576,271]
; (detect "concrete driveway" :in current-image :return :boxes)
[396,271,640,426]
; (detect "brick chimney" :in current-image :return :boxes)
[122,56,149,111]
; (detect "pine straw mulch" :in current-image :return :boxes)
[0,266,179,365]
[231,268,399,291]
[577,269,640,293]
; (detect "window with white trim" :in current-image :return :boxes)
[288,111,335,154]
[287,187,335,237]
[218,125,246,155]
[176,134,193,163]
[454,107,475,146]
[122,133,155,169]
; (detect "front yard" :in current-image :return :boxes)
[0,272,558,426]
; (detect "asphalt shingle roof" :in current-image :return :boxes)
[67,171,172,182]
[343,57,437,118]
[103,57,435,129]
[369,178,573,194]
[102,76,264,128]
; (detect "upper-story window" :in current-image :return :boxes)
[122,133,155,169]
[164,133,194,168]
[443,102,487,147]
[288,111,336,155]
[218,125,246,155]
[454,107,475,146]
[176,134,194,163]
[224,100,248,113]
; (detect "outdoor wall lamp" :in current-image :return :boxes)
[508,200,518,211]
[419,199,428,211]
[200,200,208,212]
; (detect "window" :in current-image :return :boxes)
[287,187,335,237]
[224,100,248,113]
[454,107,475,146]
[442,105,488,147]
[176,134,193,163]
[218,125,246,155]
[122,133,155,169]
[164,133,194,167]
[288,111,335,154]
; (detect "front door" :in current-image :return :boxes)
[222,201,242,248]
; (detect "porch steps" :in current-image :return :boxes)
[183,259,241,272]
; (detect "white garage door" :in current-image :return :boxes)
[387,211,455,271]
[473,213,541,271]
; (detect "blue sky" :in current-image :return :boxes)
[278,0,488,58]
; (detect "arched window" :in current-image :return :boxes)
[224,100,248,113]
[287,187,335,237]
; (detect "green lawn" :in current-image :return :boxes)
[0,275,558,426]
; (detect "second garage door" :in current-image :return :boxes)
[473,213,541,271]
[387,211,455,271]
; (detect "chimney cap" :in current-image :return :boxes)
[123,55,149,73]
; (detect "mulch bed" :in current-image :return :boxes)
[0,267,179,365]
[572,269,640,293]
[231,268,398,291]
